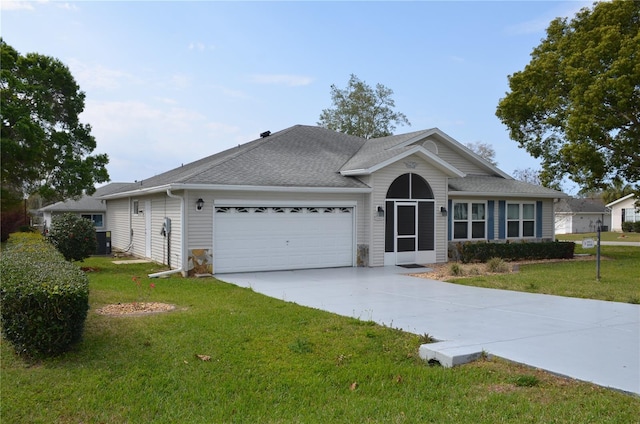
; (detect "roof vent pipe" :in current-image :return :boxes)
[260,130,271,138]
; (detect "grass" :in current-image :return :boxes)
[446,245,640,304]
[558,231,640,243]
[2,257,639,422]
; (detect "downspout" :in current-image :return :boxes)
[149,188,186,278]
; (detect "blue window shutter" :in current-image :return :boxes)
[487,201,494,240]
[536,201,543,238]
[447,199,452,241]
[498,201,506,239]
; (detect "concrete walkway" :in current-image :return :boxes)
[219,266,640,396]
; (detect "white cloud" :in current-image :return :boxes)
[188,42,215,51]
[1,1,35,11]
[171,73,191,89]
[67,59,137,91]
[56,2,78,11]
[81,99,240,182]
[248,74,314,87]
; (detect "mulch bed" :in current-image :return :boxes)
[95,302,176,316]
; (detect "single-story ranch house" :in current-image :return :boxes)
[100,125,565,275]
[554,197,610,234]
[606,194,639,232]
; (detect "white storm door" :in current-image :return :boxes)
[396,202,417,264]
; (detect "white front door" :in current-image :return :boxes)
[145,200,152,258]
[395,202,417,264]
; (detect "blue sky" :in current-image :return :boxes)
[2,1,592,190]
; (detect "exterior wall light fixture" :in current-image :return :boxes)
[196,198,205,211]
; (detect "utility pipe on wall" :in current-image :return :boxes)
[148,188,187,278]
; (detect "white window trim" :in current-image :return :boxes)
[81,213,105,229]
[506,202,536,239]
[132,199,140,216]
[452,200,487,241]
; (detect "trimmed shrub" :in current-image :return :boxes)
[622,221,635,233]
[453,241,575,263]
[48,213,97,261]
[0,233,90,357]
[635,221,640,233]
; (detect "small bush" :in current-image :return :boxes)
[634,221,640,233]
[486,257,509,273]
[449,263,464,276]
[0,233,90,357]
[621,221,635,233]
[48,213,97,261]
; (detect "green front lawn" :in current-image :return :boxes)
[558,231,640,243]
[2,257,639,423]
[446,245,640,304]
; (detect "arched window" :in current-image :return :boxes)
[386,173,433,199]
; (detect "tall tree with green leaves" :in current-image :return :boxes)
[496,0,639,193]
[1,39,109,208]
[318,74,410,139]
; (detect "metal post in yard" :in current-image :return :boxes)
[596,219,601,281]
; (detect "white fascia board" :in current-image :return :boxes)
[605,193,635,207]
[449,191,567,199]
[100,183,371,199]
[341,146,465,178]
[176,184,371,193]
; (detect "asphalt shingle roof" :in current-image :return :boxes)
[103,125,565,199]
[128,125,369,190]
[555,197,607,213]
[448,175,565,197]
[40,183,132,212]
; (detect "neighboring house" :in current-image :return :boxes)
[554,197,610,234]
[40,183,131,253]
[606,194,639,232]
[100,125,565,275]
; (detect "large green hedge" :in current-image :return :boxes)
[0,233,90,357]
[451,240,575,263]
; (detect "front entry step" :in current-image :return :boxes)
[418,341,487,367]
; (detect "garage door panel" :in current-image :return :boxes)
[214,206,353,273]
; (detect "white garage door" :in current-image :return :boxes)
[214,206,354,273]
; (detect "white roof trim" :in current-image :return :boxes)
[99,183,372,199]
[449,191,567,199]
[392,128,512,180]
[341,145,465,178]
[605,193,635,207]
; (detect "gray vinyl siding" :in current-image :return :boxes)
[106,198,130,250]
[430,140,490,175]
[130,198,147,260]
[369,154,449,266]
[150,195,182,267]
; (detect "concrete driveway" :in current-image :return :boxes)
[218,266,640,396]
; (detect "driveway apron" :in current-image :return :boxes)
[219,266,640,395]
